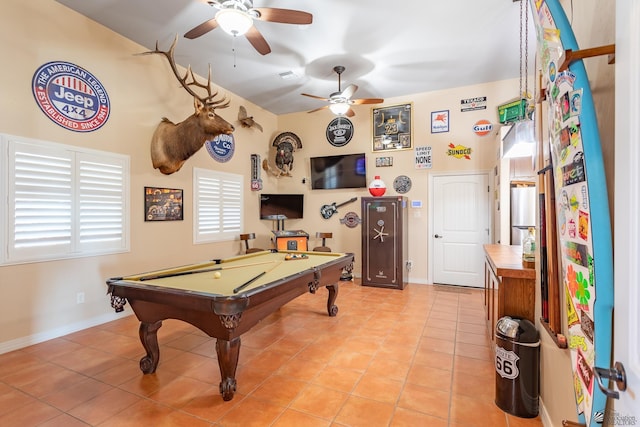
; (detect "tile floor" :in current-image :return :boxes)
[0,280,544,426]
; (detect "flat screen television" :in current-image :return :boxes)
[259,194,304,220]
[310,153,367,190]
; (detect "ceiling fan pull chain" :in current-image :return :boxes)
[518,0,524,118]
[232,35,237,68]
[524,0,529,109]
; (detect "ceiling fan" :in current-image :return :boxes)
[184,0,312,56]
[302,66,384,117]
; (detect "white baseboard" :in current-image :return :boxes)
[0,309,130,355]
[539,398,554,427]
[407,277,431,285]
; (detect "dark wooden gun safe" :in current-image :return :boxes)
[361,196,408,289]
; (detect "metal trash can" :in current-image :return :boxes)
[494,316,540,418]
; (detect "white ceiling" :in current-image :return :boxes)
[54,0,535,116]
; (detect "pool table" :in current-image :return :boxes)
[106,250,354,401]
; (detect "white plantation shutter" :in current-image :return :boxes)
[194,168,242,243]
[77,153,127,251]
[9,144,73,259]
[221,175,242,232]
[2,135,129,264]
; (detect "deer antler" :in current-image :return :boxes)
[140,35,229,109]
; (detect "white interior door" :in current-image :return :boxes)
[612,1,640,418]
[431,173,490,287]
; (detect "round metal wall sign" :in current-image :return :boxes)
[393,175,412,194]
[205,134,235,162]
[32,61,111,132]
[326,117,354,147]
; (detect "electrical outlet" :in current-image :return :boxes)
[406,260,413,271]
[76,292,85,304]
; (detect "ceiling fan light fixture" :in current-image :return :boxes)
[216,9,253,36]
[329,102,350,115]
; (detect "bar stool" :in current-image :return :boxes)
[240,233,264,254]
[313,232,332,252]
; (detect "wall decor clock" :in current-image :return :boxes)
[393,175,412,194]
[326,116,353,147]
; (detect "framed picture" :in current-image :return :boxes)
[431,110,449,133]
[372,103,413,152]
[375,156,393,167]
[144,187,183,221]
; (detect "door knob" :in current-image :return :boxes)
[435,234,443,238]
[593,361,627,399]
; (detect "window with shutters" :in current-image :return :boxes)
[193,167,242,244]
[1,134,130,265]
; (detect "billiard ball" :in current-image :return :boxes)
[213,271,222,279]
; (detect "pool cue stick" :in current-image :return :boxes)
[232,261,284,294]
[233,271,266,294]
[138,260,277,281]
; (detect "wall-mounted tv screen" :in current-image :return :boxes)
[310,153,367,190]
[259,194,304,220]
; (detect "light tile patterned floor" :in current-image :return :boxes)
[0,280,544,426]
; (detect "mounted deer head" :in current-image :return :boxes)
[140,35,234,175]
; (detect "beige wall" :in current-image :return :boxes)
[0,0,277,348]
[1,0,513,348]
[276,81,516,282]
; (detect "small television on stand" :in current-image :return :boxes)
[310,153,367,190]
[259,194,304,230]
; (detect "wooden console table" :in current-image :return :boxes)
[483,244,536,340]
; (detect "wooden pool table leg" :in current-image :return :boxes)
[139,320,162,374]
[326,283,339,316]
[216,337,240,401]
